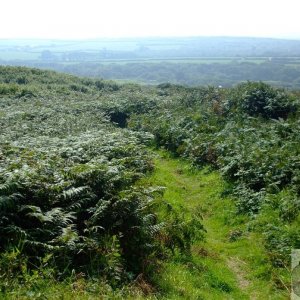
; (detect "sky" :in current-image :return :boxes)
[1,0,300,39]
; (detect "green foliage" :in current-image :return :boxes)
[228,81,296,118]
[126,80,300,268]
[0,66,204,295]
[1,65,299,297]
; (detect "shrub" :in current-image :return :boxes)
[232,81,296,118]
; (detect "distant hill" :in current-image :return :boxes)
[1,37,300,61]
[1,37,300,88]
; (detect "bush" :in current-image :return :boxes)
[231,81,296,118]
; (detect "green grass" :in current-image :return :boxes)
[138,149,289,299]
[0,279,149,300]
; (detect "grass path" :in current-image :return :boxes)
[140,150,288,299]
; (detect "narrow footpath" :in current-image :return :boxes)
[140,150,288,300]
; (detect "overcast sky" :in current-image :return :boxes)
[1,0,299,39]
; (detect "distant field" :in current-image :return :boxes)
[43,57,268,65]
[0,51,40,60]
[286,60,300,66]
[97,57,267,64]
[1,51,296,66]
[0,50,270,64]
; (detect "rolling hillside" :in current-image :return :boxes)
[0,66,299,299]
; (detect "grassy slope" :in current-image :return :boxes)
[139,150,289,299]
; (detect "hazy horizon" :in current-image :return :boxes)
[1,0,300,40]
[0,35,300,42]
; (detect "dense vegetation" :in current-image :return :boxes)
[126,82,300,268]
[0,67,203,298]
[94,77,300,270]
[24,60,300,89]
[0,65,299,298]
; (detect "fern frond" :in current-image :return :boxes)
[45,208,76,226]
[0,194,21,211]
[67,193,96,211]
[148,223,165,235]
[24,239,58,251]
[5,225,28,239]
[0,181,21,195]
[61,186,89,201]
[55,225,79,249]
